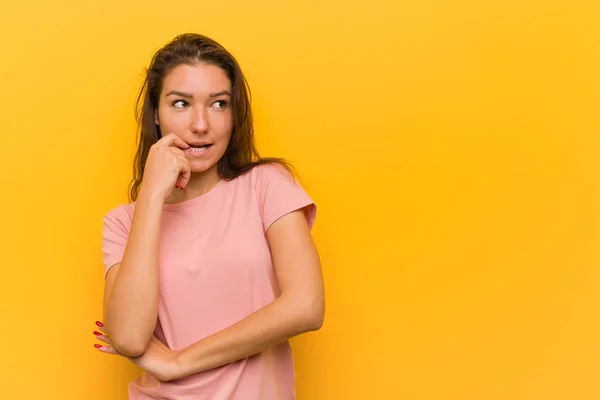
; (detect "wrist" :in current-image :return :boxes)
[137,186,166,207]
[172,349,190,380]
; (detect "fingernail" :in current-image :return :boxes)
[95,321,103,327]
[93,331,102,336]
[175,184,180,189]
[94,344,102,348]
[180,186,185,190]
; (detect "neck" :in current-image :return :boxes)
[165,165,221,204]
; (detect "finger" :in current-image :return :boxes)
[95,321,107,334]
[169,147,189,165]
[93,331,113,345]
[172,154,187,190]
[168,146,187,157]
[170,151,190,189]
[178,160,192,189]
[94,344,119,355]
[160,133,189,150]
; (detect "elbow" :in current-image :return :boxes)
[305,313,324,331]
[111,335,150,357]
[298,297,325,332]
[104,317,153,357]
[307,306,324,331]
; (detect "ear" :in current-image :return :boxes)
[154,110,159,125]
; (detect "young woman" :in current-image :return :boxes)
[92,33,325,399]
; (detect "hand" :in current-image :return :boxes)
[93,321,183,382]
[140,133,191,200]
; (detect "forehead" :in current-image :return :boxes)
[162,63,231,95]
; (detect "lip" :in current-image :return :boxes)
[184,144,213,158]
[186,141,213,147]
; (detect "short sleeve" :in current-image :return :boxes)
[101,204,132,278]
[255,163,317,232]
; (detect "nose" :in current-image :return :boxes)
[190,106,209,134]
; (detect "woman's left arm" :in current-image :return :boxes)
[172,208,325,379]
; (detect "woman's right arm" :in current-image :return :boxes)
[102,134,191,357]
[103,191,164,357]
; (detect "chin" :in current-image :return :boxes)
[189,159,219,174]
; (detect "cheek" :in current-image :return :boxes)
[225,111,234,133]
[214,113,234,139]
[159,112,187,133]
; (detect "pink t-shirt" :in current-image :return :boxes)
[101,163,317,399]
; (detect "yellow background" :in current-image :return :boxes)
[0,0,598,399]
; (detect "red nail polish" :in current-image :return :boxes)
[93,331,101,336]
[175,184,179,189]
[95,321,103,327]
[94,344,102,348]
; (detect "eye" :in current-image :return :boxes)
[171,100,189,108]
[212,100,228,110]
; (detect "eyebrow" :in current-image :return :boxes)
[164,90,231,99]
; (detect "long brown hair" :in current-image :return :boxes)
[129,33,293,201]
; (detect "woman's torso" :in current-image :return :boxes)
[121,166,297,399]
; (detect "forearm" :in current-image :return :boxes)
[105,189,163,355]
[174,292,323,378]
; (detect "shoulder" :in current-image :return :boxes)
[244,162,316,231]
[229,162,297,193]
[248,162,297,188]
[102,202,135,230]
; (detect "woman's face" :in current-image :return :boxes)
[155,63,234,174]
